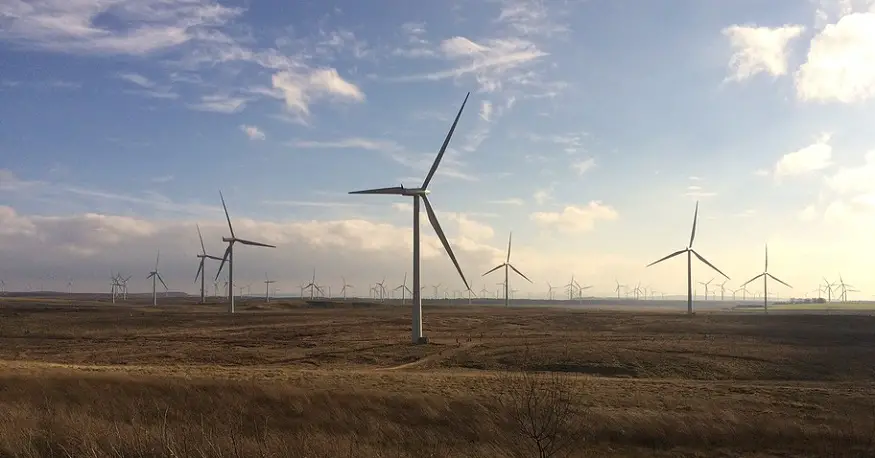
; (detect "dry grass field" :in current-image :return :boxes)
[1,296,874,457]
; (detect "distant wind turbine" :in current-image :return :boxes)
[194,224,223,304]
[214,191,276,313]
[394,273,413,305]
[340,277,353,300]
[698,278,714,301]
[146,251,168,306]
[263,273,276,303]
[646,201,730,315]
[483,232,532,308]
[348,92,471,344]
[740,244,791,314]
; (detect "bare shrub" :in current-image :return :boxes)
[493,369,584,458]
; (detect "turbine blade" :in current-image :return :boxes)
[740,273,765,287]
[646,249,687,267]
[482,264,505,276]
[206,255,223,261]
[765,243,768,272]
[214,245,231,281]
[157,274,168,291]
[422,195,469,291]
[689,201,699,247]
[195,261,203,283]
[506,232,512,263]
[348,186,406,195]
[219,190,235,239]
[422,92,470,189]
[197,223,207,255]
[691,249,730,280]
[509,264,533,283]
[237,238,276,248]
[767,273,792,288]
[155,250,160,270]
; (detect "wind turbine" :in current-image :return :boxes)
[146,251,168,306]
[302,269,323,299]
[214,191,276,313]
[739,244,791,314]
[394,273,413,305]
[613,280,624,299]
[717,280,727,301]
[340,277,353,300]
[822,277,837,302]
[194,224,223,304]
[348,92,471,344]
[264,273,276,303]
[483,232,533,308]
[646,201,730,315]
[546,282,558,301]
[375,278,387,302]
[698,278,714,300]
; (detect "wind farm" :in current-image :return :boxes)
[3,4,875,451]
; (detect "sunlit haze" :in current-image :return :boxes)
[1,0,874,299]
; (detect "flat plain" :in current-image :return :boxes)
[1,296,874,457]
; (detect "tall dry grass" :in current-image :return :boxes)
[0,372,873,457]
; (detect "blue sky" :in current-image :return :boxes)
[1,0,875,300]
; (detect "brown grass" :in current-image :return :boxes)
[1,298,874,457]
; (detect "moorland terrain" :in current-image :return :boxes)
[1,296,874,457]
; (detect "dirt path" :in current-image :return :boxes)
[379,342,475,371]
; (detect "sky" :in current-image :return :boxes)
[1,0,874,300]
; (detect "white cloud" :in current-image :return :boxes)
[799,204,819,221]
[117,72,178,99]
[533,187,553,205]
[774,134,834,178]
[479,101,493,121]
[189,94,248,114]
[495,0,570,37]
[723,24,805,81]
[572,158,596,175]
[390,36,548,92]
[0,0,242,56]
[271,68,364,117]
[240,124,266,141]
[795,11,875,103]
[486,198,525,206]
[530,202,618,234]
[688,176,702,181]
[825,150,875,194]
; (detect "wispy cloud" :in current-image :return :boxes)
[116,72,178,99]
[774,134,833,179]
[723,24,805,82]
[572,158,596,175]
[189,94,248,114]
[0,0,242,56]
[150,175,174,184]
[487,198,525,206]
[530,202,618,234]
[291,138,476,181]
[240,125,266,141]
[271,68,365,118]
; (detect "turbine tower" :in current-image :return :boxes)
[214,191,276,313]
[348,92,471,345]
[194,224,223,304]
[740,244,791,314]
[263,273,276,303]
[146,251,168,306]
[483,232,533,308]
[646,201,730,315]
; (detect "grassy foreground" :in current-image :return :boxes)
[1,299,875,457]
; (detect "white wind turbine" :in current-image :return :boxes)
[740,244,791,314]
[483,232,532,308]
[546,282,558,301]
[348,92,472,344]
[646,201,730,315]
[214,191,276,313]
[394,273,413,305]
[340,277,353,300]
[194,224,223,304]
[302,269,324,299]
[264,273,276,303]
[698,278,714,300]
[146,251,168,306]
